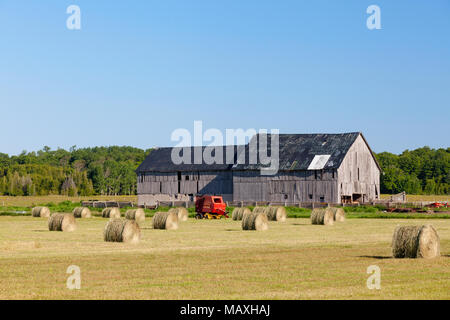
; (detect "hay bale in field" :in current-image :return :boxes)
[32,206,51,218]
[266,206,287,222]
[153,211,178,230]
[330,207,345,222]
[232,207,251,221]
[102,207,121,219]
[242,212,269,231]
[104,219,141,243]
[168,207,188,222]
[48,213,76,232]
[311,208,334,225]
[125,208,145,225]
[252,207,266,214]
[392,225,440,259]
[72,207,92,218]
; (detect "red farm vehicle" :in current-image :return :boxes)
[195,195,229,219]
[427,202,449,209]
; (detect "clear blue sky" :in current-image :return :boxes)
[0,0,449,155]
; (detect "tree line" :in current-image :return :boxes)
[0,146,149,196]
[376,147,449,195]
[0,145,448,196]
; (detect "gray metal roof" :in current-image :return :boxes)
[231,132,361,171]
[136,132,375,173]
[135,146,236,173]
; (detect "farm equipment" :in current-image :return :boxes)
[195,195,229,219]
[427,202,448,208]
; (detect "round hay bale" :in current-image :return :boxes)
[232,207,251,221]
[266,206,287,222]
[168,207,188,222]
[252,207,266,214]
[330,207,345,222]
[32,206,51,218]
[102,207,121,219]
[48,213,76,232]
[72,207,92,218]
[125,208,145,225]
[104,219,141,243]
[242,212,269,231]
[153,211,178,230]
[392,225,440,259]
[311,208,334,225]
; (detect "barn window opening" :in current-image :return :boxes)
[315,170,322,180]
[309,194,313,200]
[319,196,325,202]
[177,172,181,181]
[185,175,190,181]
[332,170,335,179]
[284,194,288,200]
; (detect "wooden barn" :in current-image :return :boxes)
[136,132,381,206]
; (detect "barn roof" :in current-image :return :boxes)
[136,132,379,173]
[135,146,237,173]
[231,132,362,171]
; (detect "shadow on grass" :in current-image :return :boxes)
[32,230,47,232]
[357,255,393,260]
[225,229,241,232]
[291,223,310,226]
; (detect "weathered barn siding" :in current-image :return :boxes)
[337,135,380,202]
[137,171,233,206]
[232,170,338,203]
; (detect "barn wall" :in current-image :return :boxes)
[137,171,233,206]
[232,170,338,203]
[337,134,381,202]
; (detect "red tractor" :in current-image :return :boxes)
[195,195,228,219]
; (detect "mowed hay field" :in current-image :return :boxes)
[0,216,449,300]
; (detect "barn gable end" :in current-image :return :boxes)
[337,133,381,203]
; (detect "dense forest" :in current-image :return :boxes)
[0,145,448,196]
[0,146,149,196]
[376,147,449,195]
